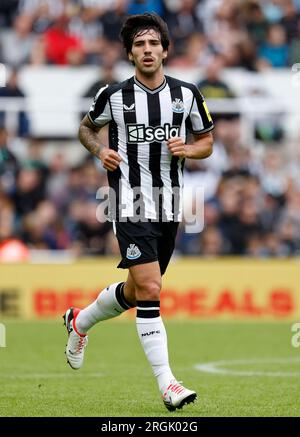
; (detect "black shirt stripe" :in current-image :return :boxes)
[107,120,121,220]
[168,79,184,220]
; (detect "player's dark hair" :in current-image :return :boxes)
[120,13,170,54]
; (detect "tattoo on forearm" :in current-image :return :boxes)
[78,125,102,157]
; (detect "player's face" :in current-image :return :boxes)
[129,29,167,76]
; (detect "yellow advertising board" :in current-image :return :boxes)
[0,258,299,320]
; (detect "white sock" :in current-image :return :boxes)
[76,282,132,333]
[136,301,175,393]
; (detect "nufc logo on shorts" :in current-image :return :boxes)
[126,123,180,143]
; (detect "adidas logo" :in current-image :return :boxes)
[123,103,135,112]
[126,244,141,260]
[141,330,160,337]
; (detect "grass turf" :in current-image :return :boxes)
[0,320,300,417]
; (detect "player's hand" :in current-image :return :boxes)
[167,137,186,157]
[99,148,122,171]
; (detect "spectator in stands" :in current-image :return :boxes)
[260,193,283,232]
[242,1,268,47]
[44,12,84,65]
[81,157,106,201]
[283,1,300,63]
[127,0,165,16]
[46,151,69,209]
[12,163,46,216]
[217,177,241,254]
[0,191,16,242]
[18,0,68,33]
[199,226,226,257]
[262,0,284,24]
[205,0,244,66]
[236,34,258,71]
[0,69,30,137]
[166,0,203,58]
[223,145,254,178]
[0,127,19,195]
[259,149,288,198]
[0,14,36,67]
[236,198,264,254]
[277,217,300,255]
[245,234,266,257]
[83,64,118,98]
[197,55,235,99]
[72,201,112,255]
[29,35,47,65]
[280,0,300,42]
[263,231,289,257]
[65,165,87,204]
[258,24,289,68]
[168,32,211,68]
[101,0,128,43]
[21,199,71,250]
[281,182,300,228]
[0,177,30,262]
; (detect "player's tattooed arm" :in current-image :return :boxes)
[78,116,122,171]
[78,115,102,157]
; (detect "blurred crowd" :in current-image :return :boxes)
[1,0,300,70]
[1,0,300,260]
[1,116,300,259]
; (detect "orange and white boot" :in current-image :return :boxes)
[63,307,88,370]
[162,380,197,411]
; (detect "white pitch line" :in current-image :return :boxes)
[0,372,104,379]
[195,357,300,377]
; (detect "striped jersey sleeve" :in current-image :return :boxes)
[186,85,214,134]
[88,84,112,127]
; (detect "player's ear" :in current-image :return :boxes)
[162,50,168,60]
[128,52,133,62]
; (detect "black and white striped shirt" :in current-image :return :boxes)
[88,75,214,221]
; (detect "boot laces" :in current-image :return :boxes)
[164,380,185,396]
[76,335,87,353]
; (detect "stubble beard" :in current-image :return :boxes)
[137,59,162,77]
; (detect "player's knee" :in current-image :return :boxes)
[135,280,161,301]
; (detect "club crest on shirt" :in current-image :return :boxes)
[126,244,141,260]
[172,98,184,113]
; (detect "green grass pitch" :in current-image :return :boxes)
[0,319,300,417]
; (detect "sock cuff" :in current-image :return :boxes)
[115,282,133,310]
[137,300,160,308]
[136,300,160,318]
